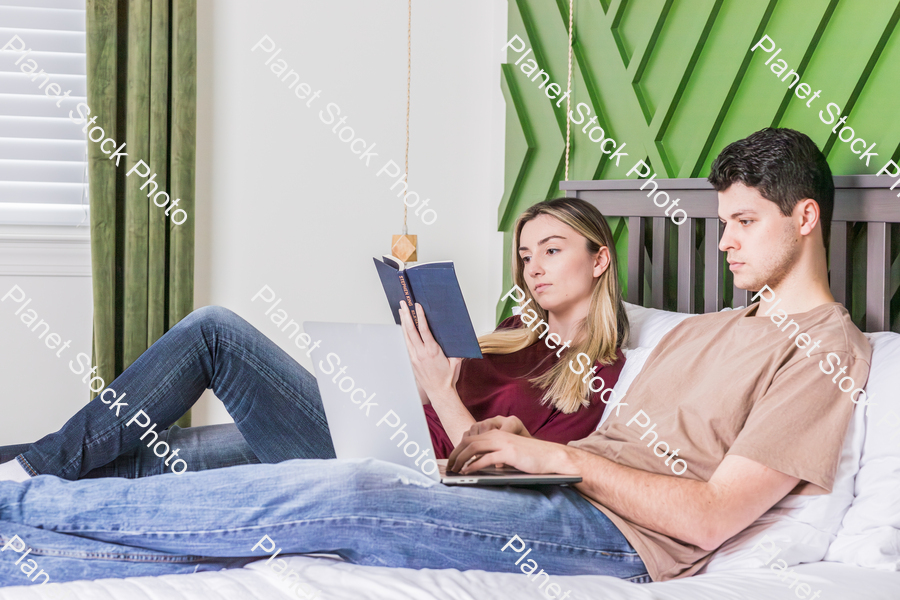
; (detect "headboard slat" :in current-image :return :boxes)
[704,219,723,313]
[866,222,891,332]
[677,219,696,313]
[627,216,644,305]
[651,217,668,309]
[733,286,749,309]
[830,221,849,305]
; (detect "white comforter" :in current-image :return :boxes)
[1,555,897,600]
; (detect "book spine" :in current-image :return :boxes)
[398,271,419,329]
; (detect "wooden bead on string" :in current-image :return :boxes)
[391,234,417,262]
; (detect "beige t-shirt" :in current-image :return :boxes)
[569,301,872,581]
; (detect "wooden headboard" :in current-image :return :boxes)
[561,175,899,333]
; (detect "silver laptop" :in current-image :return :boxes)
[303,321,582,486]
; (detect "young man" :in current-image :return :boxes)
[0,128,871,586]
[448,127,872,580]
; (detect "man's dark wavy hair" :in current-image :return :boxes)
[707,127,834,254]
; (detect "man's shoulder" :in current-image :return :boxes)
[801,303,872,362]
[674,302,871,368]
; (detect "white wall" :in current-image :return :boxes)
[190,0,508,425]
[0,225,93,445]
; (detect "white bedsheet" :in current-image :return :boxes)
[1,555,897,600]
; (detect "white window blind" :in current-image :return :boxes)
[0,0,89,226]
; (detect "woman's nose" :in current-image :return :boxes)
[527,258,544,277]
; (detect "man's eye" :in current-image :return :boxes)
[740,220,752,226]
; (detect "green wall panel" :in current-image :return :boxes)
[701,0,831,177]
[501,0,567,231]
[500,0,900,330]
[498,65,533,230]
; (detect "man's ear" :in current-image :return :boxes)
[795,198,820,238]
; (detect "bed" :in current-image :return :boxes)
[2,176,898,599]
[1,556,898,600]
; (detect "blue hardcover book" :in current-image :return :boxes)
[373,255,482,359]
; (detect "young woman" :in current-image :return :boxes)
[418,196,629,458]
[0,197,628,483]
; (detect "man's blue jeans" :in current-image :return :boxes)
[0,306,648,585]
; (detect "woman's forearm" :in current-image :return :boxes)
[415,379,431,405]
[427,388,476,446]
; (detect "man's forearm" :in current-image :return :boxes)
[558,446,720,550]
[450,428,799,553]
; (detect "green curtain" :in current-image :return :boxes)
[85,0,197,426]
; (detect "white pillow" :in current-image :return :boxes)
[824,331,900,570]
[622,302,695,350]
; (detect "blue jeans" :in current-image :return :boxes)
[0,306,647,586]
[0,424,261,479]
[4,306,335,479]
[0,459,648,585]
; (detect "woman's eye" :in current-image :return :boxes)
[547,248,559,255]
[521,256,530,263]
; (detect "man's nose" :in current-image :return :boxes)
[718,223,735,253]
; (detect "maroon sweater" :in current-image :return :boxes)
[423,315,626,458]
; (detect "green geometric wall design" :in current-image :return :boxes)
[500,0,900,332]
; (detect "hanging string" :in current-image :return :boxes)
[564,0,574,181]
[403,0,412,235]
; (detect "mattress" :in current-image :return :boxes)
[0,555,896,600]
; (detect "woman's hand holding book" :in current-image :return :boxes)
[399,301,474,444]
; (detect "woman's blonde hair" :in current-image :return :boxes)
[477,197,629,413]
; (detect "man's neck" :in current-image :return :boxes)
[756,277,835,316]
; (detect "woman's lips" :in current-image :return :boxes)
[534,284,550,293]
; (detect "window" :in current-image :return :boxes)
[0,0,88,226]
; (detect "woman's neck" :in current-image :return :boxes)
[544,305,588,346]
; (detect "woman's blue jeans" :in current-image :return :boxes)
[0,306,647,586]
[4,306,335,479]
